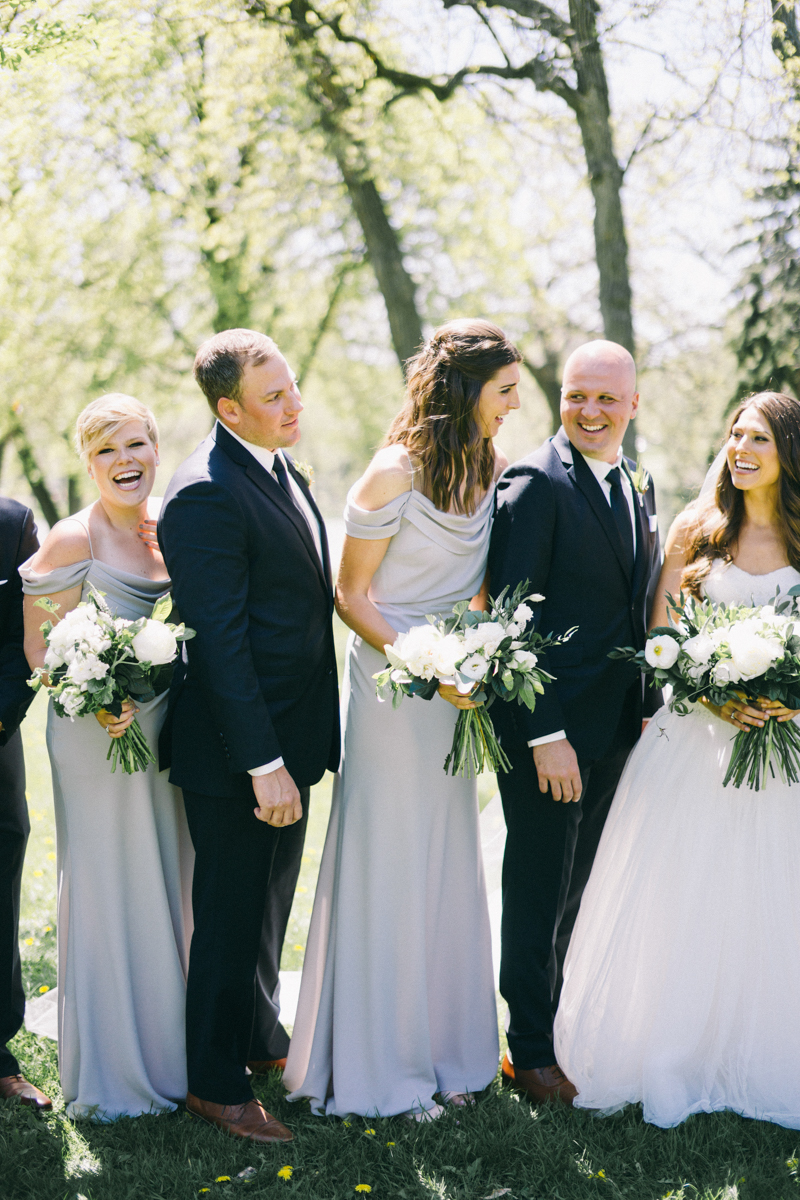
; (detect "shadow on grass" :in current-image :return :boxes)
[2,1032,800,1200]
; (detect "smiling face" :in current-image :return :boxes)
[477,362,521,438]
[87,419,159,507]
[217,352,303,450]
[560,346,639,462]
[726,405,781,494]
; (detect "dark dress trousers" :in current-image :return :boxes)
[159,423,340,1104]
[0,500,38,1078]
[488,426,661,1070]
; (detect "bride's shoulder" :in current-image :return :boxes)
[351,444,414,513]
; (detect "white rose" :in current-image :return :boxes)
[505,622,521,639]
[712,659,742,686]
[459,653,489,682]
[727,628,783,680]
[132,620,178,666]
[432,633,464,679]
[512,603,534,628]
[682,633,715,666]
[395,624,441,680]
[476,622,508,657]
[644,634,680,669]
[512,649,539,669]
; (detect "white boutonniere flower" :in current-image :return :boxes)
[629,456,651,505]
[292,459,315,487]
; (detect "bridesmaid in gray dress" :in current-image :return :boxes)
[285,321,522,1118]
[21,395,193,1120]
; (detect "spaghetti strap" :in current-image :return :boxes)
[61,514,94,559]
[402,446,415,493]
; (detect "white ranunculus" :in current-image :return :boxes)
[512,649,539,669]
[644,634,680,669]
[459,652,489,681]
[66,654,109,690]
[512,603,534,628]
[131,620,178,665]
[60,685,85,718]
[505,622,521,639]
[476,621,508,657]
[432,633,464,679]
[682,633,715,666]
[727,627,783,680]
[712,659,741,686]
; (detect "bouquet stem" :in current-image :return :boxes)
[444,705,511,778]
[106,717,157,775]
[723,716,800,790]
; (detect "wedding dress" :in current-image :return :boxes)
[554,560,800,1129]
[284,477,499,1117]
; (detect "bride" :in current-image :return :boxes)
[554,390,800,1129]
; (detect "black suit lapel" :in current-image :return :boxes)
[285,456,334,592]
[625,460,649,600]
[214,425,328,590]
[554,428,634,584]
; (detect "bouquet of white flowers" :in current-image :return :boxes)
[30,588,195,775]
[374,581,576,778]
[610,588,800,790]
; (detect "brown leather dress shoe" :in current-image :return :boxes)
[186,1093,292,1143]
[500,1055,576,1106]
[0,1074,53,1112]
[246,1058,287,1075]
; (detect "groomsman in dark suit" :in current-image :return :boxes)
[0,497,50,1111]
[488,340,661,1105]
[159,329,339,1143]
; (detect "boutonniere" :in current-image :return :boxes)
[629,456,651,505]
[292,459,315,487]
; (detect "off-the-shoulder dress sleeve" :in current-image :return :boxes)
[343,489,412,540]
[19,555,91,595]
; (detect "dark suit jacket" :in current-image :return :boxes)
[488,426,662,766]
[158,423,340,797]
[0,499,38,746]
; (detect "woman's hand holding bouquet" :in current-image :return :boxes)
[30,587,195,775]
[611,587,800,790]
[374,581,576,778]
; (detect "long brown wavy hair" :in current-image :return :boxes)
[384,319,522,514]
[682,391,800,596]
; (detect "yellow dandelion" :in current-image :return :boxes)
[386,1141,395,1147]
[33,870,43,878]
[293,944,304,952]
[277,1165,293,1180]
[44,926,52,932]
[343,1120,351,1127]
[47,852,56,861]
[296,886,308,893]
[38,985,49,994]
[354,1187,372,1194]
[199,1190,210,1195]
[596,1170,606,1179]
[364,1128,375,1135]
[24,937,34,945]
[215,1177,231,1183]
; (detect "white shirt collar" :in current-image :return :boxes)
[580,448,624,483]
[218,421,278,474]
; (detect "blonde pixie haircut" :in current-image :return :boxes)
[75,394,159,464]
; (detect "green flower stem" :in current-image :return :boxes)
[723,716,800,790]
[105,717,157,775]
[444,705,511,778]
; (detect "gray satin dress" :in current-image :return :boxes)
[284,480,499,1117]
[21,523,193,1120]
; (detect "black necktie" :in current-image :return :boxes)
[606,466,634,576]
[271,453,298,505]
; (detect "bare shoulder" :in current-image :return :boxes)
[351,444,414,512]
[493,448,509,480]
[31,514,92,571]
[665,506,700,558]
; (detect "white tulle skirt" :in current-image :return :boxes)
[554,704,800,1129]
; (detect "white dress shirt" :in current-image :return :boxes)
[220,422,324,776]
[528,448,637,750]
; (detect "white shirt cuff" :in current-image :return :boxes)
[528,731,567,747]
[248,757,284,776]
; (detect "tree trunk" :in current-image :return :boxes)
[276,0,425,372]
[568,0,635,363]
[523,354,562,432]
[12,426,62,526]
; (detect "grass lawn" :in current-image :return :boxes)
[5,692,800,1199]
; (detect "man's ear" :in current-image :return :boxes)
[629,391,640,420]
[216,396,240,426]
